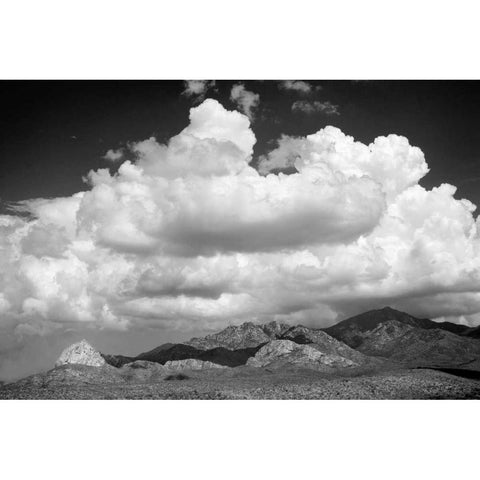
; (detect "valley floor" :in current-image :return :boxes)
[1,367,480,399]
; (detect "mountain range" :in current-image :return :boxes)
[98,306,480,371]
[324,306,478,342]
[3,306,480,399]
[324,307,480,368]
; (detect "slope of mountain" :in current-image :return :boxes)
[323,308,480,367]
[132,343,264,367]
[15,364,123,388]
[185,321,290,350]
[101,353,135,367]
[102,343,175,367]
[195,345,263,366]
[463,326,480,338]
[135,344,203,363]
[247,340,357,369]
[356,321,480,366]
[280,325,371,364]
[134,343,175,358]
[324,307,470,348]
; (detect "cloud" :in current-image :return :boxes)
[80,103,382,256]
[258,127,429,201]
[3,98,480,378]
[279,80,314,93]
[182,80,216,102]
[292,100,340,115]
[230,84,260,120]
[103,148,124,162]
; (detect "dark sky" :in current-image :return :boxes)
[1,80,480,211]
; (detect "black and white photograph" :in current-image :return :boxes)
[2,79,480,400]
[1,2,479,479]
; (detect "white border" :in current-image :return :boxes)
[1,1,479,478]
[0,0,479,79]
[0,400,479,479]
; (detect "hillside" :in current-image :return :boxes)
[185,321,291,350]
[134,343,263,367]
[246,339,358,369]
[324,306,470,347]
[280,325,372,364]
[324,307,480,367]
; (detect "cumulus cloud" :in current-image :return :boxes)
[279,80,314,93]
[258,127,429,201]
[230,84,260,120]
[292,100,340,115]
[182,80,216,102]
[103,148,124,162]
[4,97,480,379]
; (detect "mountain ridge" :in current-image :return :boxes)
[67,308,480,372]
[185,321,291,350]
[323,307,480,367]
[324,306,471,344]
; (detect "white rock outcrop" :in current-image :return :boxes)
[55,339,106,367]
[246,339,356,368]
[164,359,226,370]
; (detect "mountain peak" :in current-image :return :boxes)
[327,307,421,332]
[55,339,106,367]
[324,306,471,349]
[186,320,291,350]
[379,306,397,312]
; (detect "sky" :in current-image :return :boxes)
[1,80,480,380]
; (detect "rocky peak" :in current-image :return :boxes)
[55,339,106,367]
[186,320,291,350]
[262,320,291,338]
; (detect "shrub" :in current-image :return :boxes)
[164,373,190,381]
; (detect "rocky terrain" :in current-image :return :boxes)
[56,339,106,367]
[185,321,291,350]
[324,306,474,343]
[1,363,479,399]
[246,339,357,369]
[324,307,480,367]
[281,325,375,365]
[354,321,480,366]
[1,307,480,399]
